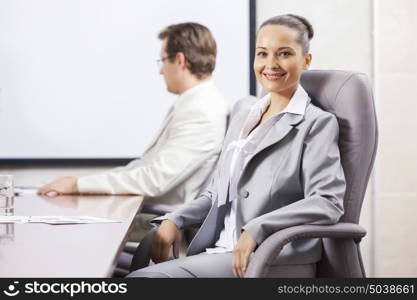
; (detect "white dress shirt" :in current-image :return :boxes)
[206,85,309,254]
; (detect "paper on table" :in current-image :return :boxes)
[0,216,29,223]
[30,216,121,224]
[14,186,39,195]
[0,216,120,224]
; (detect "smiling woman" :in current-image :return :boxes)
[127,14,346,278]
[254,15,313,115]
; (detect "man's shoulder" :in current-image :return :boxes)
[177,84,230,116]
[195,82,230,103]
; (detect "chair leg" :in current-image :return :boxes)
[356,243,367,277]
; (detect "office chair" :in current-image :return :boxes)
[130,70,378,278]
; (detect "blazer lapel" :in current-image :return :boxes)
[215,109,250,207]
[248,113,305,165]
[142,106,175,154]
[216,104,306,207]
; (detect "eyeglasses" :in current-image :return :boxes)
[156,55,173,67]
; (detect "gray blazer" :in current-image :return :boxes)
[154,97,345,265]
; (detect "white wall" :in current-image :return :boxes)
[0,0,249,159]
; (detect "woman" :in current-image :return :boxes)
[128,14,345,278]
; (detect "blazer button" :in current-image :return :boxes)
[239,190,249,198]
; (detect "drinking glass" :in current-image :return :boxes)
[0,175,14,214]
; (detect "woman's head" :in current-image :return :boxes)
[254,14,314,98]
[260,14,314,55]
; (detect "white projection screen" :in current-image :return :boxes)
[0,0,251,159]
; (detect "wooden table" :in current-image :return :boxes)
[0,194,143,277]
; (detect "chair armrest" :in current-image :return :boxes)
[128,224,200,273]
[245,222,366,278]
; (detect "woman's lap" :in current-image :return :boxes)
[127,252,316,278]
[127,252,234,278]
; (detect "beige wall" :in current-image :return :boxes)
[374,0,417,277]
[256,0,373,73]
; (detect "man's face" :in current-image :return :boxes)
[159,39,180,94]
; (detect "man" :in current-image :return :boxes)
[38,22,229,228]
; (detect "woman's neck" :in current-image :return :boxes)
[268,88,296,115]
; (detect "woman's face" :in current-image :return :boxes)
[254,24,312,98]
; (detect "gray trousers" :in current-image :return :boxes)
[127,252,316,278]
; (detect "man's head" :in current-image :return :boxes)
[158,22,217,94]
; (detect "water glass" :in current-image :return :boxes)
[0,175,14,214]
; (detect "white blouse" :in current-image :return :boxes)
[206,85,310,254]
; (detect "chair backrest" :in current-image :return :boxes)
[302,70,378,277]
[300,70,378,224]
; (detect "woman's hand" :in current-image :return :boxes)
[232,230,257,278]
[151,220,181,264]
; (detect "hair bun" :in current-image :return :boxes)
[288,14,314,40]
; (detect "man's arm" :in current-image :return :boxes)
[39,107,226,196]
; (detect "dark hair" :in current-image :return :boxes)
[259,14,314,54]
[158,22,217,79]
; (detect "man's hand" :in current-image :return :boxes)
[151,220,181,264]
[37,175,79,196]
[232,230,257,278]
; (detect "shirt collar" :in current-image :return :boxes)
[240,85,309,139]
[256,84,310,117]
[174,80,213,109]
